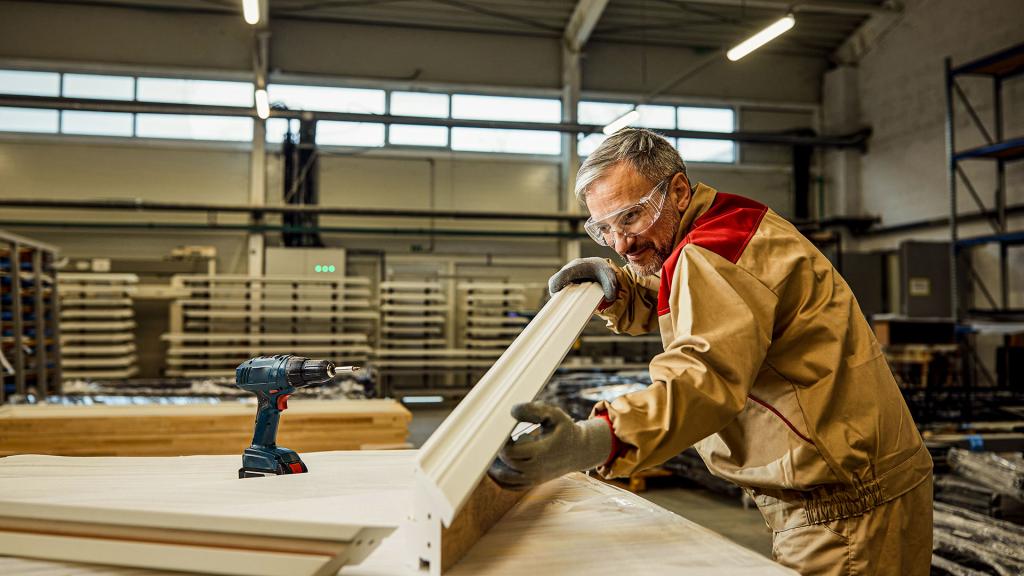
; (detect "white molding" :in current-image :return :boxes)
[410,282,603,574]
[0,501,392,576]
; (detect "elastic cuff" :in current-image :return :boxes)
[593,411,623,467]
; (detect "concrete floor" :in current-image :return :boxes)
[406,406,773,558]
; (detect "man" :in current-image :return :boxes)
[488,128,933,575]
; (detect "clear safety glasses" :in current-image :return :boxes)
[584,178,670,246]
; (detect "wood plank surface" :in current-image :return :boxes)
[0,400,411,457]
[439,475,523,572]
[0,451,796,575]
[0,451,408,575]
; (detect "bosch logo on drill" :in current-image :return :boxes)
[235,354,359,479]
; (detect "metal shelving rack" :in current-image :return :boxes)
[459,282,529,351]
[162,274,375,378]
[945,42,1024,393]
[59,273,139,381]
[0,229,61,403]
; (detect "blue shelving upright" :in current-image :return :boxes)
[0,229,61,403]
[945,42,1024,393]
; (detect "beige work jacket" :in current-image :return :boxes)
[592,183,932,526]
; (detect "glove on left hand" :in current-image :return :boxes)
[487,401,612,490]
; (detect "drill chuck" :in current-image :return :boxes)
[297,358,336,386]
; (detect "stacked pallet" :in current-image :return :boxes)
[377,280,449,368]
[163,274,376,378]
[0,399,411,457]
[58,273,138,381]
[459,282,530,352]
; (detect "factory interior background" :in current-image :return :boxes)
[0,0,1022,574]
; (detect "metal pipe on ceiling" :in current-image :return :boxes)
[0,94,870,148]
[0,198,589,223]
[856,203,1024,237]
[0,220,587,239]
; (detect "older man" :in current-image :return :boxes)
[488,128,933,575]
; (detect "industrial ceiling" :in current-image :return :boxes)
[29,0,896,57]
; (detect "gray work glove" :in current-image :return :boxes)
[488,401,613,491]
[548,257,618,303]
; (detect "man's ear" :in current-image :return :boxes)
[672,173,692,212]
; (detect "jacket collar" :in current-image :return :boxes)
[671,182,718,248]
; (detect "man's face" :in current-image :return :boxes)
[584,162,688,276]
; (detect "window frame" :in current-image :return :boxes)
[0,67,756,161]
[576,98,738,164]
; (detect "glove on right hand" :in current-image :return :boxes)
[547,257,618,303]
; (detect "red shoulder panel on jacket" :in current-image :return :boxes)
[657,192,768,315]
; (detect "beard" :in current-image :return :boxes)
[624,208,681,277]
[625,243,668,276]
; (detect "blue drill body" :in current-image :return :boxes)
[235,354,344,479]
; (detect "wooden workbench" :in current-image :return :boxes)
[0,450,794,575]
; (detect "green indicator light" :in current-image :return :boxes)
[315,265,322,273]
[328,265,336,272]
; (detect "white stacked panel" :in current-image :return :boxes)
[376,280,458,370]
[59,273,138,380]
[163,275,375,378]
[459,282,530,353]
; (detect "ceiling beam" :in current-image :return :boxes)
[673,0,899,17]
[564,0,611,52]
[832,5,904,64]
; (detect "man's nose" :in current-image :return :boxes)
[613,232,633,255]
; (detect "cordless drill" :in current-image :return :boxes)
[235,354,358,479]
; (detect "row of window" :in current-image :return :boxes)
[0,69,736,161]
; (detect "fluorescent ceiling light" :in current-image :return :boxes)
[254,88,270,119]
[242,0,260,25]
[727,14,795,62]
[602,109,640,135]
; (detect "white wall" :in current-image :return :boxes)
[829,0,1024,309]
[0,138,252,272]
[0,2,251,74]
[856,0,1023,232]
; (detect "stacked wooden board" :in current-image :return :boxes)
[459,282,530,352]
[378,280,448,357]
[59,273,138,381]
[0,451,405,575]
[0,399,411,457]
[163,274,376,378]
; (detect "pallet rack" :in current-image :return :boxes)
[162,275,375,378]
[0,230,60,403]
[377,280,465,398]
[945,42,1024,393]
[58,273,139,381]
[459,282,530,352]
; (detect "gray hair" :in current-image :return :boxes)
[574,128,687,203]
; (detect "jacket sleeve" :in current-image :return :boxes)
[591,245,779,478]
[594,260,661,336]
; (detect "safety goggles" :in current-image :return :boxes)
[583,178,670,246]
